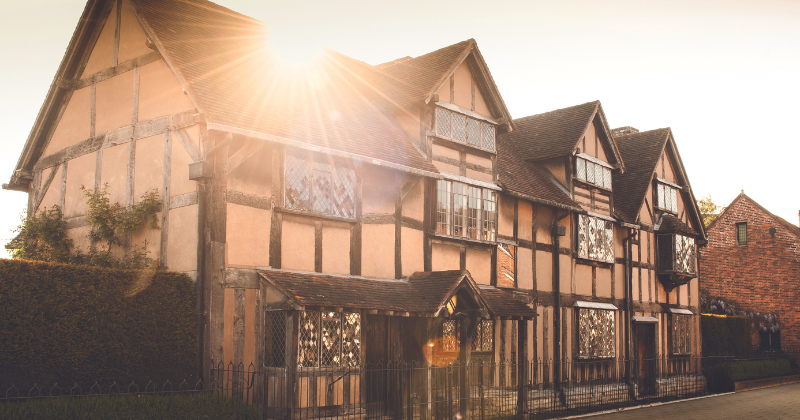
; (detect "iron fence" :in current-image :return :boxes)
[3,349,799,420]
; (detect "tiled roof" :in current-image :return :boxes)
[130,0,438,175]
[655,213,700,237]
[611,128,671,223]
[376,40,473,103]
[259,269,536,318]
[502,101,599,161]
[496,134,582,211]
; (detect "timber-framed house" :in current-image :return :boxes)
[5,0,707,414]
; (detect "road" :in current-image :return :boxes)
[579,382,800,420]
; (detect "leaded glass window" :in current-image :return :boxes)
[436,179,451,235]
[671,315,692,355]
[674,235,696,274]
[575,157,612,191]
[578,309,616,358]
[736,223,747,245]
[656,182,678,213]
[577,214,614,263]
[435,107,496,151]
[285,152,356,218]
[298,311,361,367]
[436,180,497,242]
[471,319,494,352]
[442,320,459,352]
[265,310,287,367]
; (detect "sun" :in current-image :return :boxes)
[267,31,324,71]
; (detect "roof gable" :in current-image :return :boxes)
[502,101,624,168]
[708,193,800,239]
[376,40,514,129]
[613,128,705,237]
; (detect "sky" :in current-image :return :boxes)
[1,0,799,256]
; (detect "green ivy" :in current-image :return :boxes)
[8,186,161,269]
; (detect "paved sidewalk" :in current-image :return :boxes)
[578,382,800,419]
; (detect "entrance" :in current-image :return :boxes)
[635,323,657,396]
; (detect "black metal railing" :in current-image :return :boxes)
[4,348,799,420]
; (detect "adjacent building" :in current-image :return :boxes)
[4,0,707,412]
[701,192,800,351]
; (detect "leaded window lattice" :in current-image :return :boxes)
[577,214,614,263]
[436,180,497,242]
[672,315,692,355]
[470,320,494,352]
[435,107,496,152]
[576,157,612,190]
[656,183,678,213]
[298,311,361,367]
[285,152,355,218]
[265,310,287,367]
[437,179,451,235]
[442,320,460,352]
[674,235,696,274]
[578,309,616,358]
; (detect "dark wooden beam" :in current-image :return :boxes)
[74,51,162,90]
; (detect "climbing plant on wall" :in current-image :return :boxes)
[8,185,161,269]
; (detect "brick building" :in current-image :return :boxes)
[700,192,800,350]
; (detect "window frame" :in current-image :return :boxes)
[654,181,679,214]
[436,179,498,243]
[576,214,615,263]
[574,155,613,191]
[435,106,497,153]
[736,222,748,246]
[657,233,697,275]
[577,307,616,359]
[284,151,357,220]
[297,310,362,368]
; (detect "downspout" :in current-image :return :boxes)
[551,211,569,401]
[622,227,638,396]
[195,180,207,382]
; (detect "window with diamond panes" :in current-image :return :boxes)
[671,315,692,355]
[656,183,678,213]
[298,311,361,367]
[436,180,497,241]
[577,214,614,263]
[435,107,496,151]
[578,309,616,358]
[674,235,696,274]
[442,320,460,352]
[575,157,612,190]
[285,152,356,218]
[470,320,494,352]
[265,311,287,367]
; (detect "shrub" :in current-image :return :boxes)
[0,259,197,390]
[0,394,259,420]
[706,359,792,392]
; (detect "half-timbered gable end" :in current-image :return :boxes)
[6,0,708,411]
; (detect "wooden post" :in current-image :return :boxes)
[516,319,528,419]
[459,319,471,417]
[286,311,299,419]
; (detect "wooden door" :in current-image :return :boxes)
[636,323,657,396]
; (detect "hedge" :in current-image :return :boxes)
[0,394,259,420]
[707,359,792,392]
[701,314,751,356]
[0,259,197,390]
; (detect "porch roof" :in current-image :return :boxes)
[655,213,700,238]
[258,269,536,319]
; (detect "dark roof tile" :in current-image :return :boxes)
[611,128,671,223]
[502,101,599,161]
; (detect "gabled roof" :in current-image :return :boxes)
[7,0,440,190]
[374,39,515,128]
[501,101,624,167]
[496,134,582,211]
[258,269,536,319]
[612,128,705,237]
[655,213,700,237]
[707,192,800,238]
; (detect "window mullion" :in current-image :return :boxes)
[449,182,455,236]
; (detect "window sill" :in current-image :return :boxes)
[432,233,497,247]
[573,178,612,193]
[430,134,496,155]
[575,256,614,268]
[275,206,356,224]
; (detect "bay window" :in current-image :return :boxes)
[298,310,361,367]
[657,234,696,274]
[577,214,614,263]
[437,179,497,241]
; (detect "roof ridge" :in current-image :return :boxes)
[512,100,599,123]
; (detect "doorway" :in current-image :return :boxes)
[635,323,657,396]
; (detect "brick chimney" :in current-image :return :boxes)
[612,126,639,137]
